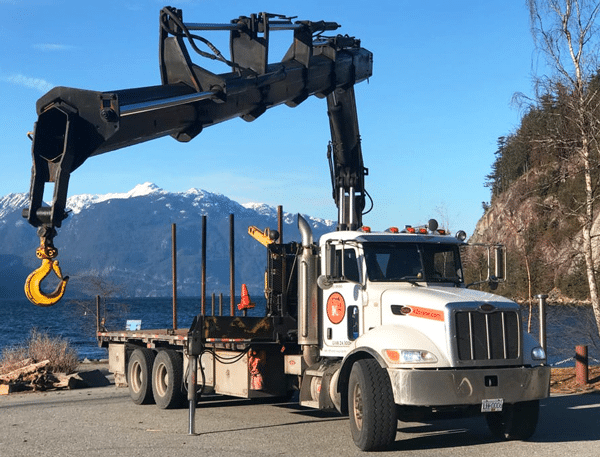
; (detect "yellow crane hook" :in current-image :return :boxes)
[24,242,69,307]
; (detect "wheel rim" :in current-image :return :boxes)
[130,360,142,393]
[352,382,364,431]
[155,362,169,397]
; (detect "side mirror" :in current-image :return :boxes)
[318,241,338,289]
[493,245,505,281]
[324,242,337,278]
[486,246,505,290]
[464,243,507,289]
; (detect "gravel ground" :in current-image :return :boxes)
[1,361,599,456]
[550,365,600,394]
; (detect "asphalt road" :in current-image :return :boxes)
[0,385,598,457]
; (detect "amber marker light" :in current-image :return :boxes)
[384,350,401,363]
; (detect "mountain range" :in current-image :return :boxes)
[0,183,334,298]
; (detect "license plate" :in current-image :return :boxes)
[481,398,503,412]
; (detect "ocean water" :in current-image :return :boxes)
[0,297,598,366]
[523,303,600,366]
[0,296,267,361]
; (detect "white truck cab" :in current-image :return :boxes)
[302,221,550,450]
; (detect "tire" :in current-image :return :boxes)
[127,348,155,405]
[486,400,540,441]
[348,358,397,451]
[152,350,186,409]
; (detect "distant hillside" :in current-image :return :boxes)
[0,183,334,298]
[470,73,600,303]
[470,166,591,302]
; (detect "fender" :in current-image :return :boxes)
[334,346,387,415]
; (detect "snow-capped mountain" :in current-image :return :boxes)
[0,183,334,298]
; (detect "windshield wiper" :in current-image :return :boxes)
[428,277,462,286]
[396,276,422,286]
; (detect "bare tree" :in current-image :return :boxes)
[528,0,600,337]
[68,276,128,336]
[434,203,452,232]
[505,210,536,331]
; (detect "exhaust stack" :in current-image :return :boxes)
[297,215,319,365]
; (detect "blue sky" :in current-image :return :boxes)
[1,0,538,236]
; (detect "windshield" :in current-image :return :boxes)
[363,242,463,283]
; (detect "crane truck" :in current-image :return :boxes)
[21,7,550,451]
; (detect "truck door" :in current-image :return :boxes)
[322,246,362,356]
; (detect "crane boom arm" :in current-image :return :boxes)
[23,7,372,234]
[21,8,372,306]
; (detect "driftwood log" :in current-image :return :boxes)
[0,359,50,383]
[0,360,109,395]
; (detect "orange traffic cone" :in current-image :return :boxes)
[237,284,256,311]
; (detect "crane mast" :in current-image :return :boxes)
[327,86,367,230]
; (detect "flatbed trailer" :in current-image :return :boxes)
[98,329,189,347]
[99,314,301,404]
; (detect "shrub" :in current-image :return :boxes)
[0,329,79,375]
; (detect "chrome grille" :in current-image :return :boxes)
[455,310,520,361]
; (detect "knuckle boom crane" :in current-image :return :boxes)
[20,7,550,452]
[22,7,372,305]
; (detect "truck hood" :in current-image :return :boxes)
[380,285,516,313]
[373,285,522,368]
[377,285,518,329]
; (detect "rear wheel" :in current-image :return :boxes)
[486,400,540,440]
[348,358,397,451]
[127,348,155,405]
[152,349,186,409]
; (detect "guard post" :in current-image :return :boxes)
[576,345,588,386]
[534,294,548,353]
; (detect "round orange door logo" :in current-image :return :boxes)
[326,292,346,324]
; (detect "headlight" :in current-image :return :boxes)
[384,349,438,364]
[531,346,546,360]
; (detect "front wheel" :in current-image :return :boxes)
[486,400,540,440]
[348,358,397,451]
